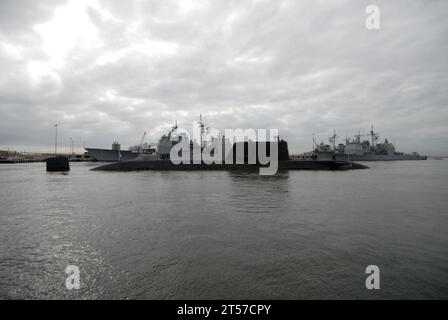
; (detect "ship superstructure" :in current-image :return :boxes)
[85,122,182,162]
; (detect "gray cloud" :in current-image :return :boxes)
[0,0,447,154]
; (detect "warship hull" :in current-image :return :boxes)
[85,148,138,162]
[333,154,427,161]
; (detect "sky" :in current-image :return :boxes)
[0,0,447,155]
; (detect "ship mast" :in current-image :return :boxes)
[369,125,379,146]
[329,129,338,151]
[197,114,207,162]
[199,114,204,150]
[354,130,364,143]
[312,133,316,151]
[197,114,209,150]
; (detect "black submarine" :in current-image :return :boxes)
[92,139,368,172]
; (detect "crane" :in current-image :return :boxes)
[139,131,147,154]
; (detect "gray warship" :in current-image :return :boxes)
[85,132,156,162]
[309,126,427,161]
[85,142,137,162]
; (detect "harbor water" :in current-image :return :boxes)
[0,161,447,299]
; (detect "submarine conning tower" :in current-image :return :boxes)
[232,140,290,164]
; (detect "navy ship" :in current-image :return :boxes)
[85,132,156,162]
[308,126,427,161]
[85,142,137,162]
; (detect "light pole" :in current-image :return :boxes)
[70,137,74,155]
[54,124,58,155]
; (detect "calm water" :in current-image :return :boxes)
[0,160,447,299]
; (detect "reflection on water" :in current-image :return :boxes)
[228,171,290,215]
[0,161,447,299]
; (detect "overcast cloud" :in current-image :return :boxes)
[0,0,447,154]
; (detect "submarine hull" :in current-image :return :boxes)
[91,159,368,171]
